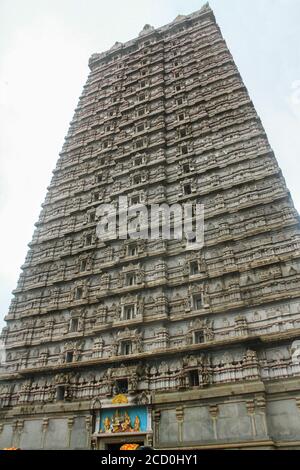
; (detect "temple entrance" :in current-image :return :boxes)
[91,396,152,449]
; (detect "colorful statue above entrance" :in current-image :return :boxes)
[99,406,147,434]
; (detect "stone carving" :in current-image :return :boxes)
[1,3,300,451]
[139,24,155,37]
[291,340,300,363]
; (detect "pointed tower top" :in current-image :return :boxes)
[202,2,211,11]
[139,24,155,37]
[110,41,123,51]
[172,14,186,23]
[172,2,211,23]
[89,2,215,69]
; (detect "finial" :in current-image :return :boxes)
[139,24,154,37]
[172,14,186,23]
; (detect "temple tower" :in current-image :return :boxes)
[1,4,300,449]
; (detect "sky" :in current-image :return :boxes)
[0,0,300,327]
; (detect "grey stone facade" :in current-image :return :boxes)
[1,3,300,449]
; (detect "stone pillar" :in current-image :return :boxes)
[146,406,154,448]
[41,418,49,449]
[153,410,161,448]
[67,417,74,448]
[209,405,219,440]
[246,399,257,437]
[176,406,184,444]
[85,415,92,449]
[256,396,268,436]
[13,419,24,448]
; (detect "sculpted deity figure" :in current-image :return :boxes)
[103,416,111,433]
[133,415,141,432]
[121,412,132,432]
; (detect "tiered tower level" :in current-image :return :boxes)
[1,4,300,450]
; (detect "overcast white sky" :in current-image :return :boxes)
[0,0,300,327]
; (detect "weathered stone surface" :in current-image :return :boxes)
[1,3,300,449]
